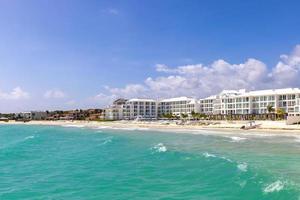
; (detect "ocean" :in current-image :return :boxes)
[0,124,300,200]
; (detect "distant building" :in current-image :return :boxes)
[15,112,32,121]
[0,117,9,122]
[105,105,124,120]
[113,98,128,106]
[31,111,48,120]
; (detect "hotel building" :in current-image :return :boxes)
[106,87,300,120]
[105,99,127,120]
[158,97,200,117]
[200,88,300,116]
[122,99,157,120]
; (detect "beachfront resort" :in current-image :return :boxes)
[105,88,300,122]
[1,87,300,125]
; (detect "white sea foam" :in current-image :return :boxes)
[220,156,233,163]
[203,152,217,158]
[237,162,248,172]
[24,135,35,140]
[62,125,85,128]
[229,136,247,142]
[263,180,284,193]
[96,126,112,129]
[99,137,113,146]
[111,127,150,131]
[294,136,300,143]
[202,152,233,162]
[152,143,167,153]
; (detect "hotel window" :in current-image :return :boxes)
[268,96,275,101]
[279,95,286,100]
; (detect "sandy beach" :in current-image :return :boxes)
[1,120,300,135]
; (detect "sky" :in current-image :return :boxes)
[0,0,300,113]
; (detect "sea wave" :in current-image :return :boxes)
[202,152,233,162]
[112,127,150,131]
[203,152,217,158]
[151,143,167,153]
[62,125,86,128]
[237,162,248,172]
[98,137,113,146]
[220,156,233,163]
[24,135,35,140]
[94,126,112,129]
[294,136,300,143]
[263,180,284,193]
[229,136,247,142]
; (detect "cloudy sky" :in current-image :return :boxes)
[1,0,300,113]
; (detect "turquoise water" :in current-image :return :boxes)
[1,125,300,199]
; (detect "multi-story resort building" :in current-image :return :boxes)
[105,87,300,120]
[122,99,157,120]
[105,99,127,120]
[158,97,200,117]
[200,88,300,116]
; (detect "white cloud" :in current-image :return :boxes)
[99,44,300,101]
[105,84,147,98]
[270,45,300,88]
[44,89,66,99]
[0,87,29,100]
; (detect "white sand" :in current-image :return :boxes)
[1,120,300,135]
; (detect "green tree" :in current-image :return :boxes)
[276,108,286,120]
[180,113,188,119]
[267,104,275,113]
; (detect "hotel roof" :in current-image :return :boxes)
[127,98,156,102]
[245,88,300,96]
[160,96,196,102]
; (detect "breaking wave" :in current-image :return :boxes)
[237,162,248,172]
[62,125,86,128]
[98,137,113,146]
[203,152,217,158]
[24,135,35,140]
[151,143,167,153]
[263,180,284,193]
[229,136,247,142]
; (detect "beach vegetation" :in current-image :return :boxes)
[276,108,286,120]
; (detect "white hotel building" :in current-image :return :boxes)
[158,97,200,117]
[105,87,300,120]
[122,99,157,120]
[200,88,300,116]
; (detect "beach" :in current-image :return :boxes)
[1,120,300,134]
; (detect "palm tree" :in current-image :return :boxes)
[267,104,275,120]
[181,113,188,119]
[276,108,286,120]
[191,111,198,120]
[267,104,275,113]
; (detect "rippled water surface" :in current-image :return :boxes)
[1,125,300,199]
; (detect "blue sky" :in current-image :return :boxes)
[1,0,300,112]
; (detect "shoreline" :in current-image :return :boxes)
[1,120,300,136]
